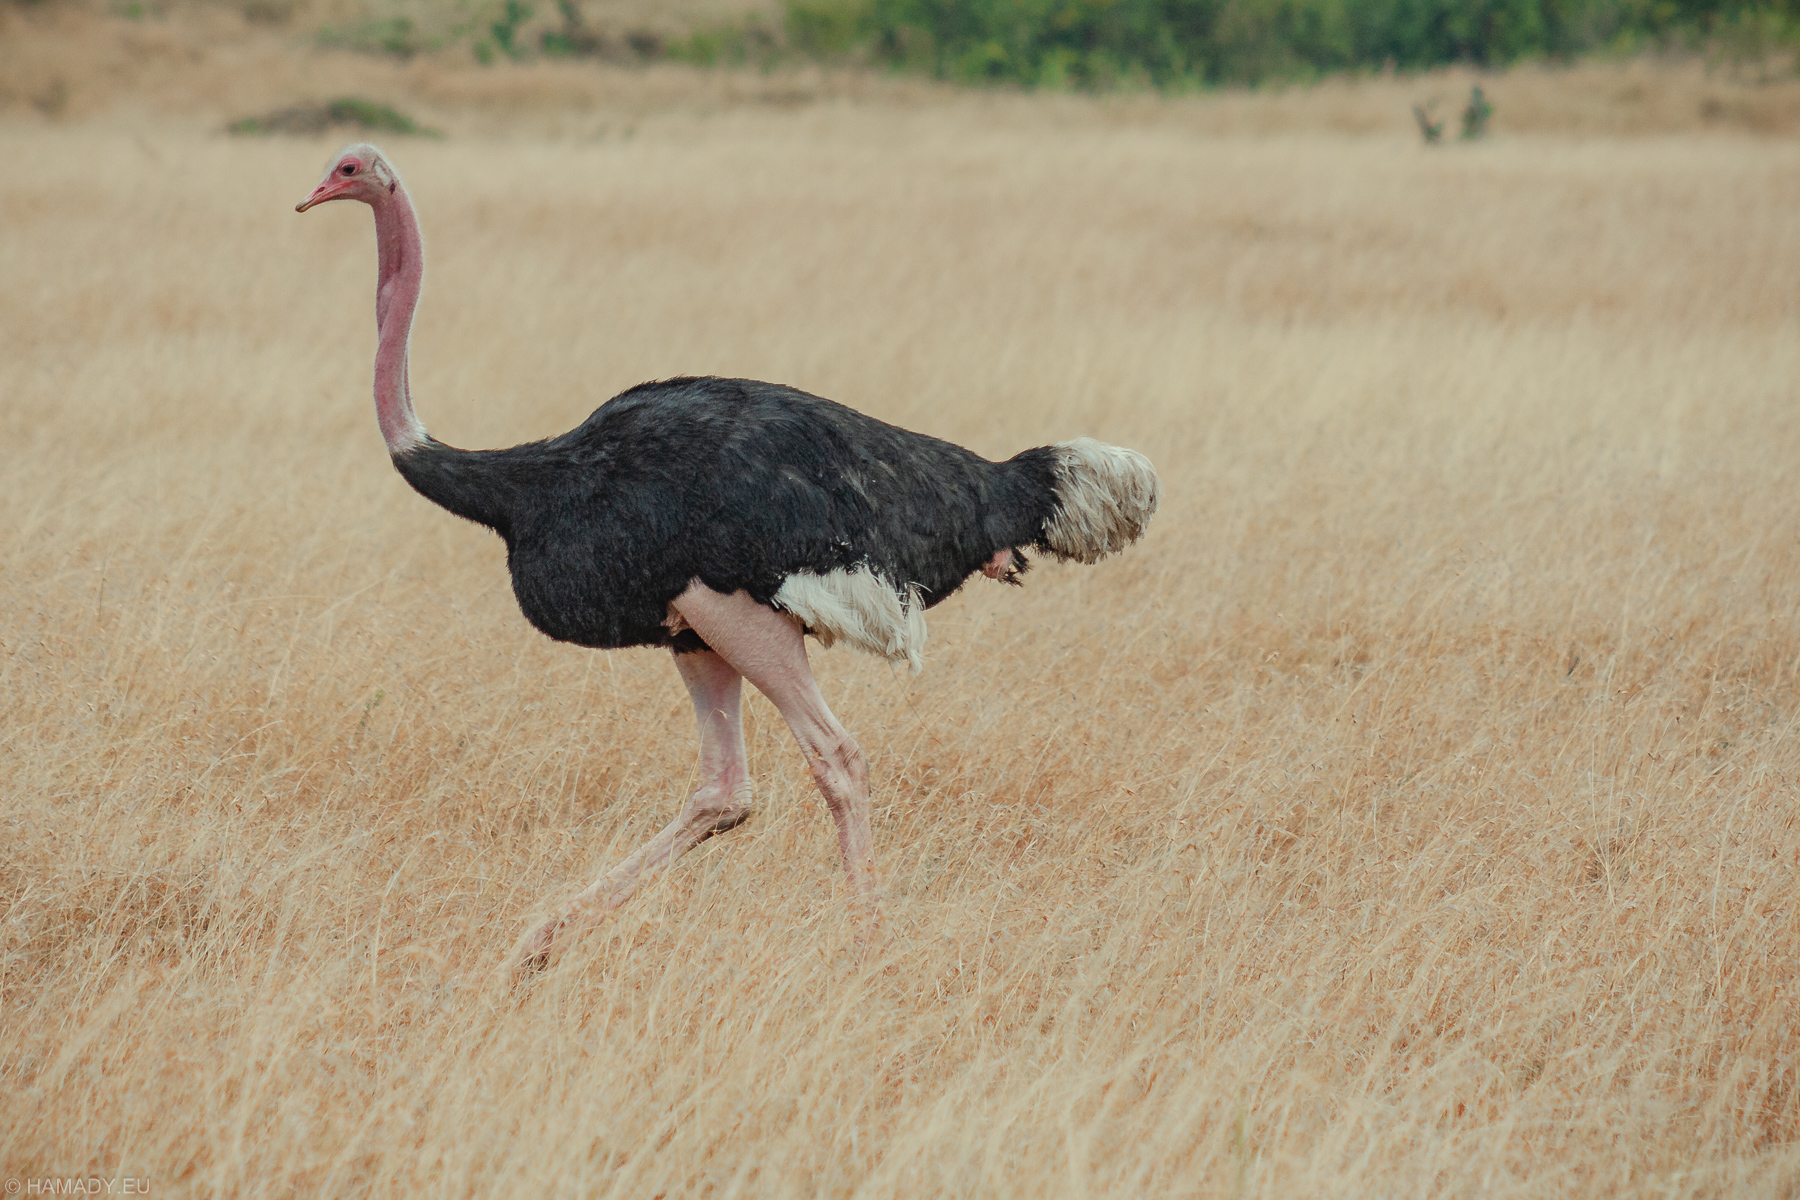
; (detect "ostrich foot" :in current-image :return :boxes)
[516,908,586,973]
[514,897,611,973]
[513,800,753,973]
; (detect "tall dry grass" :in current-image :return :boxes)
[4,79,1800,1196]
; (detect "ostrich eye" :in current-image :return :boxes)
[340,163,357,176]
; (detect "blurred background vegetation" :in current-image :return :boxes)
[819,0,1800,85]
[12,0,1800,87]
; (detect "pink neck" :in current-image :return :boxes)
[371,187,428,453]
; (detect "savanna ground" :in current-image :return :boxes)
[6,7,1800,1196]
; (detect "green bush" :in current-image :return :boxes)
[306,0,1800,87]
[227,97,442,136]
[316,14,428,57]
[666,19,781,66]
[788,0,866,54]
[821,0,1800,87]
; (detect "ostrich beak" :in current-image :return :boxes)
[295,178,350,212]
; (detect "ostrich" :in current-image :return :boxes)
[296,144,1160,965]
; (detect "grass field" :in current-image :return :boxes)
[5,14,1800,1196]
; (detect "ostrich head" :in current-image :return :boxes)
[295,143,401,212]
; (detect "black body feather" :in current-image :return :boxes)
[391,377,1062,652]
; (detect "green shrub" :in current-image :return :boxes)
[787,0,866,55]
[316,15,427,57]
[831,0,1800,87]
[302,0,1800,88]
[667,18,781,66]
[487,0,533,59]
[227,97,442,137]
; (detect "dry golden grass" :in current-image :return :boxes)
[6,29,1800,1197]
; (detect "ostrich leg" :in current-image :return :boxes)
[521,650,752,964]
[671,584,882,927]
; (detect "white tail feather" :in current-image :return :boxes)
[773,566,928,672]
